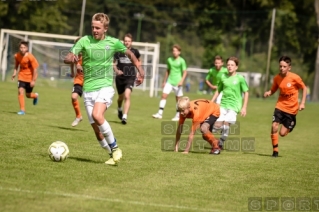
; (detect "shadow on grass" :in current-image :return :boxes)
[106,120,123,125]
[68,156,101,163]
[47,125,87,132]
[242,152,282,157]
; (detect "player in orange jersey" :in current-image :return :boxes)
[174,97,221,155]
[264,56,306,157]
[70,37,84,127]
[11,40,39,115]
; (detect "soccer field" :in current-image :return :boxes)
[0,81,318,212]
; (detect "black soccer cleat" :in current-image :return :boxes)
[272,151,279,157]
[118,110,123,120]
[121,118,127,125]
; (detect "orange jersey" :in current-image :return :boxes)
[270,72,305,115]
[73,57,83,86]
[179,99,220,132]
[15,52,39,82]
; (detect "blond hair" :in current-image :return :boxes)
[92,13,110,29]
[177,96,190,110]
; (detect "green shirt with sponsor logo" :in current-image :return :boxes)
[71,35,127,92]
[218,73,249,113]
[166,56,187,86]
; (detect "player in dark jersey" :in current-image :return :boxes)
[113,33,141,125]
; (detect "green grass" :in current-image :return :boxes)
[0,81,318,212]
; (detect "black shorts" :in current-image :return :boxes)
[273,108,296,132]
[202,115,219,132]
[18,81,33,93]
[115,76,135,95]
[72,84,83,97]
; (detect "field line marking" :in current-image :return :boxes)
[0,186,220,212]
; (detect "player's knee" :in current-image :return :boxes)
[26,93,31,98]
[271,123,279,132]
[279,130,288,137]
[200,124,210,134]
[92,112,103,124]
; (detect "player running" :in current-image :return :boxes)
[264,56,306,157]
[12,40,39,115]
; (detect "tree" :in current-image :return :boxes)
[313,0,319,101]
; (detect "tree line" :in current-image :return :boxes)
[0,0,318,100]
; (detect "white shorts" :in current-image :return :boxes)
[216,91,223,105]
[216,107,237,124]
[83,87,115,124]
[163,82,183,97]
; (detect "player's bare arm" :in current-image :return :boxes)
[70,63,75,78]
[162,70,169,88]
[205,80,217,90]
[64,52,78,64]
[178,70,187,86]
[30,68,38,87]
[182,131,195,154]
[241,91,249,116]
[113,58,123,76]
[12,58,19,80]
[175,122,183,152]
[299,87,307,111]
[211,90,220,102]
[125,49,145,86]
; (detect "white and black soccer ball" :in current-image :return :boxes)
[48,141,69,162]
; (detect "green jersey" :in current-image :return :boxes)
[205,67,228,86]
[71,35,127,92]
[218,73,249,113]
[166,56,187,86]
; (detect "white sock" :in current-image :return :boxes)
[158,99,166,115]
[98,120,118,149]
[98,138,111,154]
[118,107,122,111]
[122,114,127,119]
[220,125,230,142]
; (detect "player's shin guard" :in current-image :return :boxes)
[202,133,218,149]
[98,120,117,149]
[98,138,112,154]
[158,99,166,115]
[271,133,279,152]
[18,94,25,111]
[219,125,229,148]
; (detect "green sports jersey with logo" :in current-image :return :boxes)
[205,67,228,86]
[218,73,249,113]
[166,56,187,86]
[71,35,127,92]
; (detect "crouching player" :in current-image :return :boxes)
[174,97,221,155]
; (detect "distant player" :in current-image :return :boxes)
[12,40,39,115]
[152,44,187,121]
[205,55,228,104]
[174,97,221,155]
[264,56,306,157]
[64,13,145,165]
[113,33,141,125]
[70,37,84,127]
[211,57,249,149]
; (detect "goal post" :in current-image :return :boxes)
[0,29,160,97]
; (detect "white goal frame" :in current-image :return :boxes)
[0,29,160,97]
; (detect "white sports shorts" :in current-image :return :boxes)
[163,82,183,97]
[83,87,115,124]
[216,107,237,124]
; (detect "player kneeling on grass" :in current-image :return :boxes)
[264,56,306,157]
[174,97,221,155]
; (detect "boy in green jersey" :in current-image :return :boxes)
[64,13,145,165]
[205,55,228,104]
[152,44,187,121]
[211,57,249,149]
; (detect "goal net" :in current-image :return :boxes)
[0,29,160,97]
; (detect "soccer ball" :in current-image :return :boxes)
[48,141,69,162]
